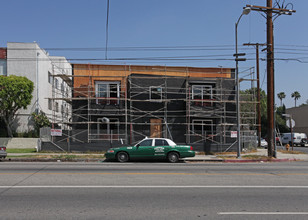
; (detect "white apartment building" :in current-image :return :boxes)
[4,42,72,133]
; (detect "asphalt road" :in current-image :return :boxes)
[291,146,308,154]
[1,161,308,219]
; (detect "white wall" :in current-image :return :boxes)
[7,42,38,132]
[6,42,72,133]
[0,138,38,149]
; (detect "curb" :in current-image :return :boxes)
[1,157,303,163]
[2,158,103,163]
[183,158,301,163]
[223,158,299,163]
[183,159,224,162]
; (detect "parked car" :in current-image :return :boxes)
[259,138,268,148]
[0,146,7,159]
[105,138,195,163]
[281,133,307,147]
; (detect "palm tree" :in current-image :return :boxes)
[291,91,301,107]
[277,92,286,106]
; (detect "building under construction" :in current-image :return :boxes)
[41,64,258,152]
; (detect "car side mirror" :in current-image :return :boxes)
[136,144,140,148]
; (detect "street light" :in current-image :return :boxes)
[242,7,251,15]
[235,7,250,158]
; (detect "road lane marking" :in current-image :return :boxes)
[1,172,308,176]
[1,185,308,188]
[218,212,308,215]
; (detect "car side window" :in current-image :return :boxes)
[138,139,153,147]
[155,139,169,146]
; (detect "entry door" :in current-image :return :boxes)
[150,119,162,138]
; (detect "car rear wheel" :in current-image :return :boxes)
[168,152,179,163]
[117,152,129,162]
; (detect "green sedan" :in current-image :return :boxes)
[105,138,195,163]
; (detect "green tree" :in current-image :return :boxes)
[240,88,287,137]
[291,91,301,107]
[32,111,51,135]
[240,88,267,135]
[0,75,34,137]
[277,92,286,106]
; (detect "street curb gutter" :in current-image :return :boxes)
[1,157,302,163]
[183,157,301,163]
[2,158,103,162]
[182,159,224,162]
[222,158,298,163]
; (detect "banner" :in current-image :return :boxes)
[51,129,62,136]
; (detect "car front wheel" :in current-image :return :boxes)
[117,152,129,162]
[168,152,179,163]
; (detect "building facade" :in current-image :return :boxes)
[61,64,238,151]
[1,44,258,151]
[1,42,72,133]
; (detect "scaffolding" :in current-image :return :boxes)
[44,64,258,152]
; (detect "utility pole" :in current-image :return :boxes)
[267,0,275,158]
[246,2,296,157]
[243,43,266,148]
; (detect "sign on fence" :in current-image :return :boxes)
[51,129,62,136]
[231,131,237,138]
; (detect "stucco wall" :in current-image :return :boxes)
[286,106,308,135]
[0,138,38,149]
[6,42,72,133]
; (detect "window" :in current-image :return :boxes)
[192,85,213,106]
[192,120,213,136]
[48,99,52,110]
[192,85,213,100]
[155,139,169,146]
[0,60,7,76]
[95,81,120,105]
[61,82,64,93]
[61,104,65,113]
[54,78,59,89]
[138,139,153,147]
[150,86,162,101]
[55,102,59,112]
[48,71,53,84]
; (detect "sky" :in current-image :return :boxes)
[1,0,307,108]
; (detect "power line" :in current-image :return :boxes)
[4,45,308,52]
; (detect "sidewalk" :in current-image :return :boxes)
[183,149,308,162]
[4,149,308,162]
